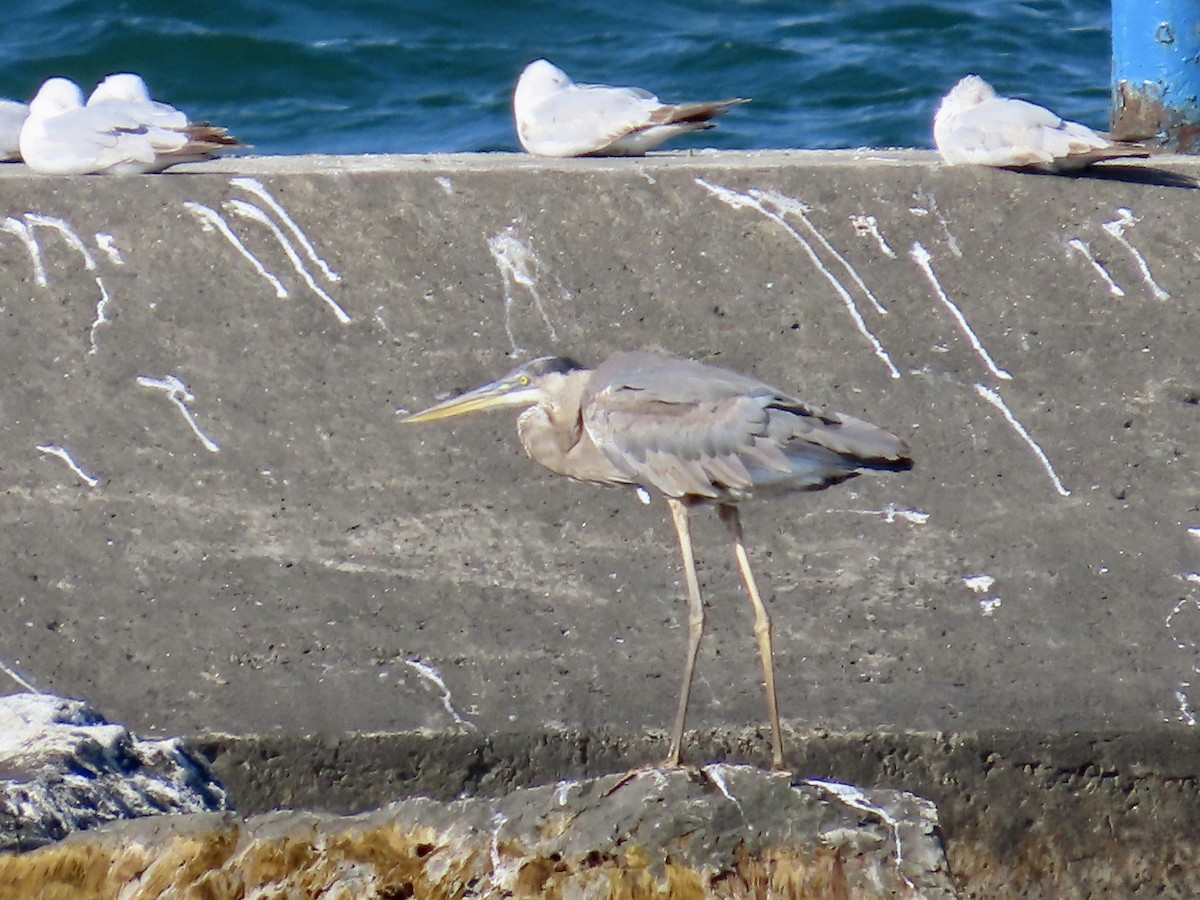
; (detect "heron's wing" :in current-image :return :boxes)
[583,390,769,498]
[584,352,783,404]
[581,352,906,499]
[946,97,1112,166]
[520,83,665,156]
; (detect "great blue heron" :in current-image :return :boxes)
[401,351,912,768]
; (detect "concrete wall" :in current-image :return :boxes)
[0,151,1198,822]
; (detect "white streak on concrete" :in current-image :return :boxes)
[751,189,888,314]
[94,232,126,266]
[834,504,930,525]
[701,763,747,820]
[88,277,112,355]
[25,214,98,271]
[963,574,995,593]
[911,243,1013,381]
[881,504,930,525]
[1164,595,1199,726]
[1165,597,1200,650]
[24,217,113,350]
[916,191,962,257]
[805,778,914,889]
[435,176,454,194]
[979,598,1002,617]
[486,226,563,356]
[973,383,1071,496]
[1176,690,1197,727]
[1067,238,1125,297]
[405,658,476,730]
[230,176,341,282]
[36,444,101,487]
[1,217,47,286]
[1102,208,1169,300]
[4,216,116,353]
[850,214,898,258]
[372,305,398,340]
[136,374,221,453]
[1188,527,1200,541]
[934,205,962,258]
[0,658,38,693]
[636,767,671,791]
[226,199,351,324]
[184,201,289,299]
[696,179,900,378]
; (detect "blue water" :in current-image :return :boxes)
[0,1,1113,156]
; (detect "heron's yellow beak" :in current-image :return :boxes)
[399,378,541,424]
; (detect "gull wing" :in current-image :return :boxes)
[520,82,665,157]
[948,97,1141,168]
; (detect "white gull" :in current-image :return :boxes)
[934,74,1147,173]
[514,58,746,158]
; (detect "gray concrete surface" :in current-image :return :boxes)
[0,150,1198,889]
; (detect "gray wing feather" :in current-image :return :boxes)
[582,352,908,500]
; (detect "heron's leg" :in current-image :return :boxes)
[664,497,704,768]
[718,504,785,770]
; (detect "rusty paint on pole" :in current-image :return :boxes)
[1112,0,1200,152]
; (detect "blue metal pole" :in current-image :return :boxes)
[1112,0,1200,152]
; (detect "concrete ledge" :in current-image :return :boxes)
[0,150,1198,891]
[191,728,1200,895]
[0,148,947,177]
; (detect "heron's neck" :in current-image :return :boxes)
[516,372,586,471]
[516,370,621,484]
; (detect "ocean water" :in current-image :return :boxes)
[0,0,1112,156]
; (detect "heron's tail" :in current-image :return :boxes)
[852,454,914,474]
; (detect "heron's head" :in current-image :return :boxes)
[400,356,585,424]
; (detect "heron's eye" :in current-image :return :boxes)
[517,375,531,386]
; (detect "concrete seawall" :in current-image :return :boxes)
[1,150,1199,891]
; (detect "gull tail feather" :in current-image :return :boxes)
[659,98,749,126]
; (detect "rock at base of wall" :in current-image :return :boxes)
[0,693,230,853]
[0,765,953,899]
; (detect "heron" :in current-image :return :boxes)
[401,351,912,769]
